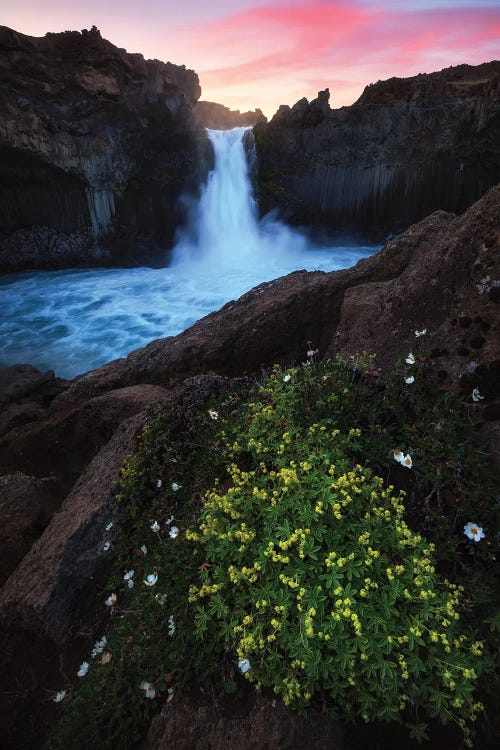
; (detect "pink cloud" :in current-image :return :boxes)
[189,2,499,113]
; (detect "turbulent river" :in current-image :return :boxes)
[0,128,377,379]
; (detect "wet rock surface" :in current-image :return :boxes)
[254,63,500,241]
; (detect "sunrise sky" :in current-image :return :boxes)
[2,0,499,116]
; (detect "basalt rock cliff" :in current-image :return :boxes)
[254,63,500,241]
[0,25,210,271]
[194,100,266,130]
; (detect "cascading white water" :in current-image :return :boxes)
[0,128,377,378]
[172,127,308,269]
[193,128,260,261]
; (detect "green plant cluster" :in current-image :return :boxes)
[47,356,498,750]
[186,363,491,739]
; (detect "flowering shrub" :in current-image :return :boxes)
[47,356,498,750]
[185,364,490,737]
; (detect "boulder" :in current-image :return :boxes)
[0,364,68,437]
[331,186,500,388]
[143,692,347,750]
[0,384,170,639]
[0,474,57,586]
[52,186,500,410]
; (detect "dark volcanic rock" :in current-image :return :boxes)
[0,474,58,586]
[0,25,210,271]
[143,691,347,750]
[0,364,68,436]
[254,64,500,241]
[194,100,266,129]
[0,384,171,639]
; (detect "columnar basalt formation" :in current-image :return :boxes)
[0,25,210,270]
[254,63,500,241]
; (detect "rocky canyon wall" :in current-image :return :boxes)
[254,63,500,241]
[193,100,266,130]
[0,25,210,271]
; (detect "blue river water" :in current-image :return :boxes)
[0,128,377,378]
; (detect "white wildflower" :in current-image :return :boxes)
[53,690,66,703]
[144,573,158,587]
[165,515,174,526]
[156,479,162,489]
[105,593,117,607]
[283,374,291,383]
[150,520,160,533]
[393,450,412,468]
[140,545,148,555]
[77,662,89,678]
[415,329,427,337]
[103,541,111,552]
[405,353,416,365]
[105,522,113,531]
[171,483,180,492]
[123,570,135,589]
[91,635,107,658]
[168,614,175,637]
[238,658,251,674]
[404,376,415,385]
[208,409,219,420]
[472,388,484,402]
[464,522,485,542]
[169,526,179,539]
[139,681,156,699]
[401,454,413,469]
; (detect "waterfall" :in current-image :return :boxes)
[197,128,259,261]
[172,127,307,268]
[0,126,376,378]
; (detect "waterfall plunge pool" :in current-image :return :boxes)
[0,128,378,379]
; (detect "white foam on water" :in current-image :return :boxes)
[0,128,377,378]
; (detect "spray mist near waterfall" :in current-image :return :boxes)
[0,128,377,379]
